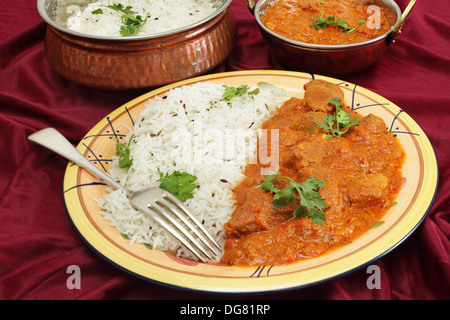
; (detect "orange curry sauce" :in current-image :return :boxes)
[220,80,405,266]
[260,0,396,45]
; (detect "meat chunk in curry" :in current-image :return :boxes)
[221,80,405,266]
[304,79,345,113]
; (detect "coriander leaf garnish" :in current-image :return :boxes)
[317,97,359,139]
[157,169,197,202]
[371,220,385,229]
[101,4,148,37]
[222,85,260,101]
[91,8,103,14]
[106,4,136,14]
[256,172,327,225]
[312,11,357,33]
[114,135,134,169]
[119,14,149,37]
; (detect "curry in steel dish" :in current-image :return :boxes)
[260,0,396,45]
[221,80,405,266]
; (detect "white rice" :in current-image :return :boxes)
[97,82,278,260]
[55,0,221,36]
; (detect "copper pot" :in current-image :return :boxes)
[37,0,237,90]
[247,0,415,77]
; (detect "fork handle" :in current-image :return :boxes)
[28,128,128,194]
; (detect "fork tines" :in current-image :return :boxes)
[130,187,222,263]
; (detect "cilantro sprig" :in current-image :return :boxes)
[114,135,134,169]
[312,11,357,33]
[119,13,149,37]
[94,3,149,37]
[318,97,360,139]
[158,170,197,202]
[222,85,260,101]
[106,4,136,14]
[256,173,327,225]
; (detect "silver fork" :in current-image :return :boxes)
[28,128,222,262]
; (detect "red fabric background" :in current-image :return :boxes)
[0,0,448,300]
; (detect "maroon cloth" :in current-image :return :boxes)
[0,0,448,300]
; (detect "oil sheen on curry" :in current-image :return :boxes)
[221,80,405,266]
[260,0,396,45]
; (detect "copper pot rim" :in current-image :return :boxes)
[250,0,413,51]
[37,0,233,42]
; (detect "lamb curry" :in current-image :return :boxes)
[221,80,405,266]
[260,0,396,45]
